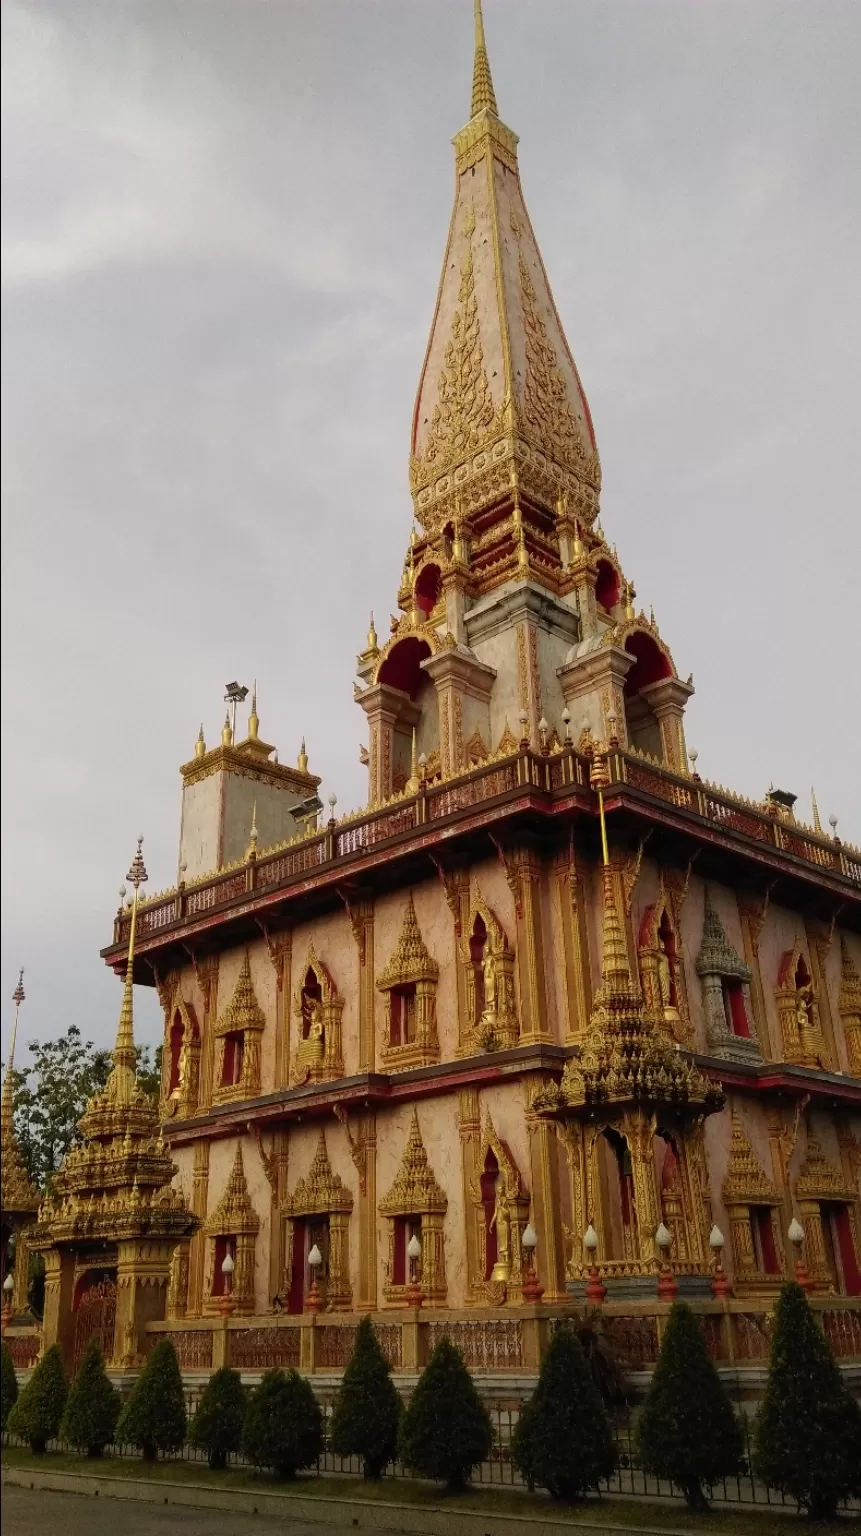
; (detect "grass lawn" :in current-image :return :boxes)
[2,1446,858,1535]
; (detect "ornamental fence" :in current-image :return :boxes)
[115,742,860,950]
[4,1404,859,1514]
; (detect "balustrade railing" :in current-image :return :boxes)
[115,743,860,947]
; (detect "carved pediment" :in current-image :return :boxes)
[284,1131,353,1216]
[722,1111,778,1206]
[214,952,265,1038]
[204,1144,259,1236]
[377,896,439,990]
[470,1113,528,1207]
[795,1136,855,1202]
[696,891,751,983]
[292,941,341,1013]
[379,1111,447,1216]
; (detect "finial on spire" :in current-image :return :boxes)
[811,787,822,833]
[222,712,233,747]
[195,724,206,760]
[112,839,148,1102]
[298,738,308,773]
[471,0,498,119]
[367,612,378,652]
[246,801,259,859]
[248,681,259,740]
[5,968,25,1084]
[405,727,420,796]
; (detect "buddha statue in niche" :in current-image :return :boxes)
[295,992,324,1076]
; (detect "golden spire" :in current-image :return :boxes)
[2,969,40,1220]
[195,724,206,760]
[298,737,308,773]
[248,681,259,742]
[471,0,498,118]
[246,800,259,859]
[222,712,233,747]
[2,969,25,1127]
[589,748,631,987]
[405,728,420,795]
[367,612,378,652]
[811,787,822,833]
[110,838,148,1105]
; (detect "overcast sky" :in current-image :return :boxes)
[2,0,859,1062]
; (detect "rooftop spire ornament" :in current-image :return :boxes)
[471,0,498,118]
[1,967,40,1234]
[109,837,148,1106]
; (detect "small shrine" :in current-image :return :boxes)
[32,841,198,1372]
[1,972,41,1318]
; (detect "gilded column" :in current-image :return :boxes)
[196,956,220,1109]
[266,930,292,1090]
[187,1139,211,1316]
[738,896,772,1060]
[509,846,550,1044]
[458,1088,482,1303]
[263,1127,289,1305]
[805,921,837,1070]
[524,1076,566,1299]
[553,843,593,1041]
[358,1110,377,1310]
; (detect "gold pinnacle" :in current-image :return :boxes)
[471,0,498,118]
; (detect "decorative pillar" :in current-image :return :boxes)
[553,840,593,1041]
[504,844,550,1044]
[264,930,292,1090]
[352,1110,378,1311]
[457,1089,482,1303]
[340,895,375,1072]
[525,1077,566,1300]
[422,650,495,779]
[12,1234,30,1315]
[737,893,772,1060]
[355,684,407,804]
[188,1139,211,1316]
[638,676,694,774]
[195,955,220,1110]
[432,862,472,1054]
[114,1237,175,1367]
[39,1249,73,1363]
[805,921,838,1070]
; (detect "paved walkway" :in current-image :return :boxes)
[2,1485,368,1536]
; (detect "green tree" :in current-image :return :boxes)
[329,1316,401,1478]
[115,1339,186,1461]
[60,1339,120,1456]
[242,1368,323,1479]
[12,1029,162,1188]
[636,1301,743,1511]
[189,1367,246,1470]
[754,1281,861,1518]
[1,1341,18,1429]
[7,1343,68,1453]
[398,1337,492,1491]
[512,1326,616,1501]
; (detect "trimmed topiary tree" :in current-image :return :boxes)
[2,1341,19,1429]
[7,1343,67,1454]
[242,1367,323,1480]
[60,1339,121,1456]
[754,1281,861,1519]
[189,1367,246,1470]
[329,1317,401,1478]
[398,1337,492,1492]
[115,1339,186,1462]
[512,1326,616,1501]
[635,1300,743,1511]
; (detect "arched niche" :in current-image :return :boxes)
[468,1115,530,1304]
[595,557,622,613]
[637,881,691,1044]
[460,888,517,1050]
[414,562,443,618]
[291,943,344,1084]
[623,630,673,760]
[775,940,829,1068]
[163,996,201,1119]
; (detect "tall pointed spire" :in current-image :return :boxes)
[1,968,40,1224]
[471,0,498,118]
[109,837,148,1105]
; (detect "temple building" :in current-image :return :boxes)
[27,3,859,1382]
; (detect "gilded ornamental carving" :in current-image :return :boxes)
[291,943,344,1085]
[695,890,758,1063]
[376,896,440,1070]
[284,1132,353,1310]
[461,886,517,1051]
[379,1111,447,1304]
[721,1110,785,1295]
[203,1144,259,1315]
[774,941,829,1069]
[212,952,266,1102]
[837,937,861,1075]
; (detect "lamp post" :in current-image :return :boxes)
[655,1223,679,1300]
[1,1271,13,1335]
[709,1225,731,1298]
[583,1224,607,1305]
[520,1221,543,1303]
[307,1243,323,1313]
[219,1250,235,1319]
[788,1217,813,1293]
[406,1233,424,1308]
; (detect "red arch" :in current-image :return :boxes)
[414,564,442,617]
[377,637,432,698]
[624,631,672,695]
[595,559,621,612]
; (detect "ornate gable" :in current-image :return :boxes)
[795,1136,855,1202]
[379,1112,447,1216]
[377,897,439,990]
[285,1131,353,1216]
[722,1112,779,1206]
[205,1144,259,1236]
[696,892,752,982]
[214,952,265,1038]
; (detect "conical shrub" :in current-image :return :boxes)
[115,1339,186,1461]
[1,1341,19,1429]
[754,1281,861,1518]
[242,1368,323,1479]
[60,1339,121,1456]
[398,1337,492,1491]
[329,1317,401,1478]
[512,1326,616,1500]
[636,1301,742,1510]
[7,1343,67,1454]
[189,1367,246,1470]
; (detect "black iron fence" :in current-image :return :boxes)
[4,1397,860,1514]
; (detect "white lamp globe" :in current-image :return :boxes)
[521,1223,538,1251]
[583,1224,599,1253]
[407,1234,422,1261]
[709,1225,725,1251]
[220,1252,235,1276]
[655,1223,672,1250]
[308,1243,323,1269]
